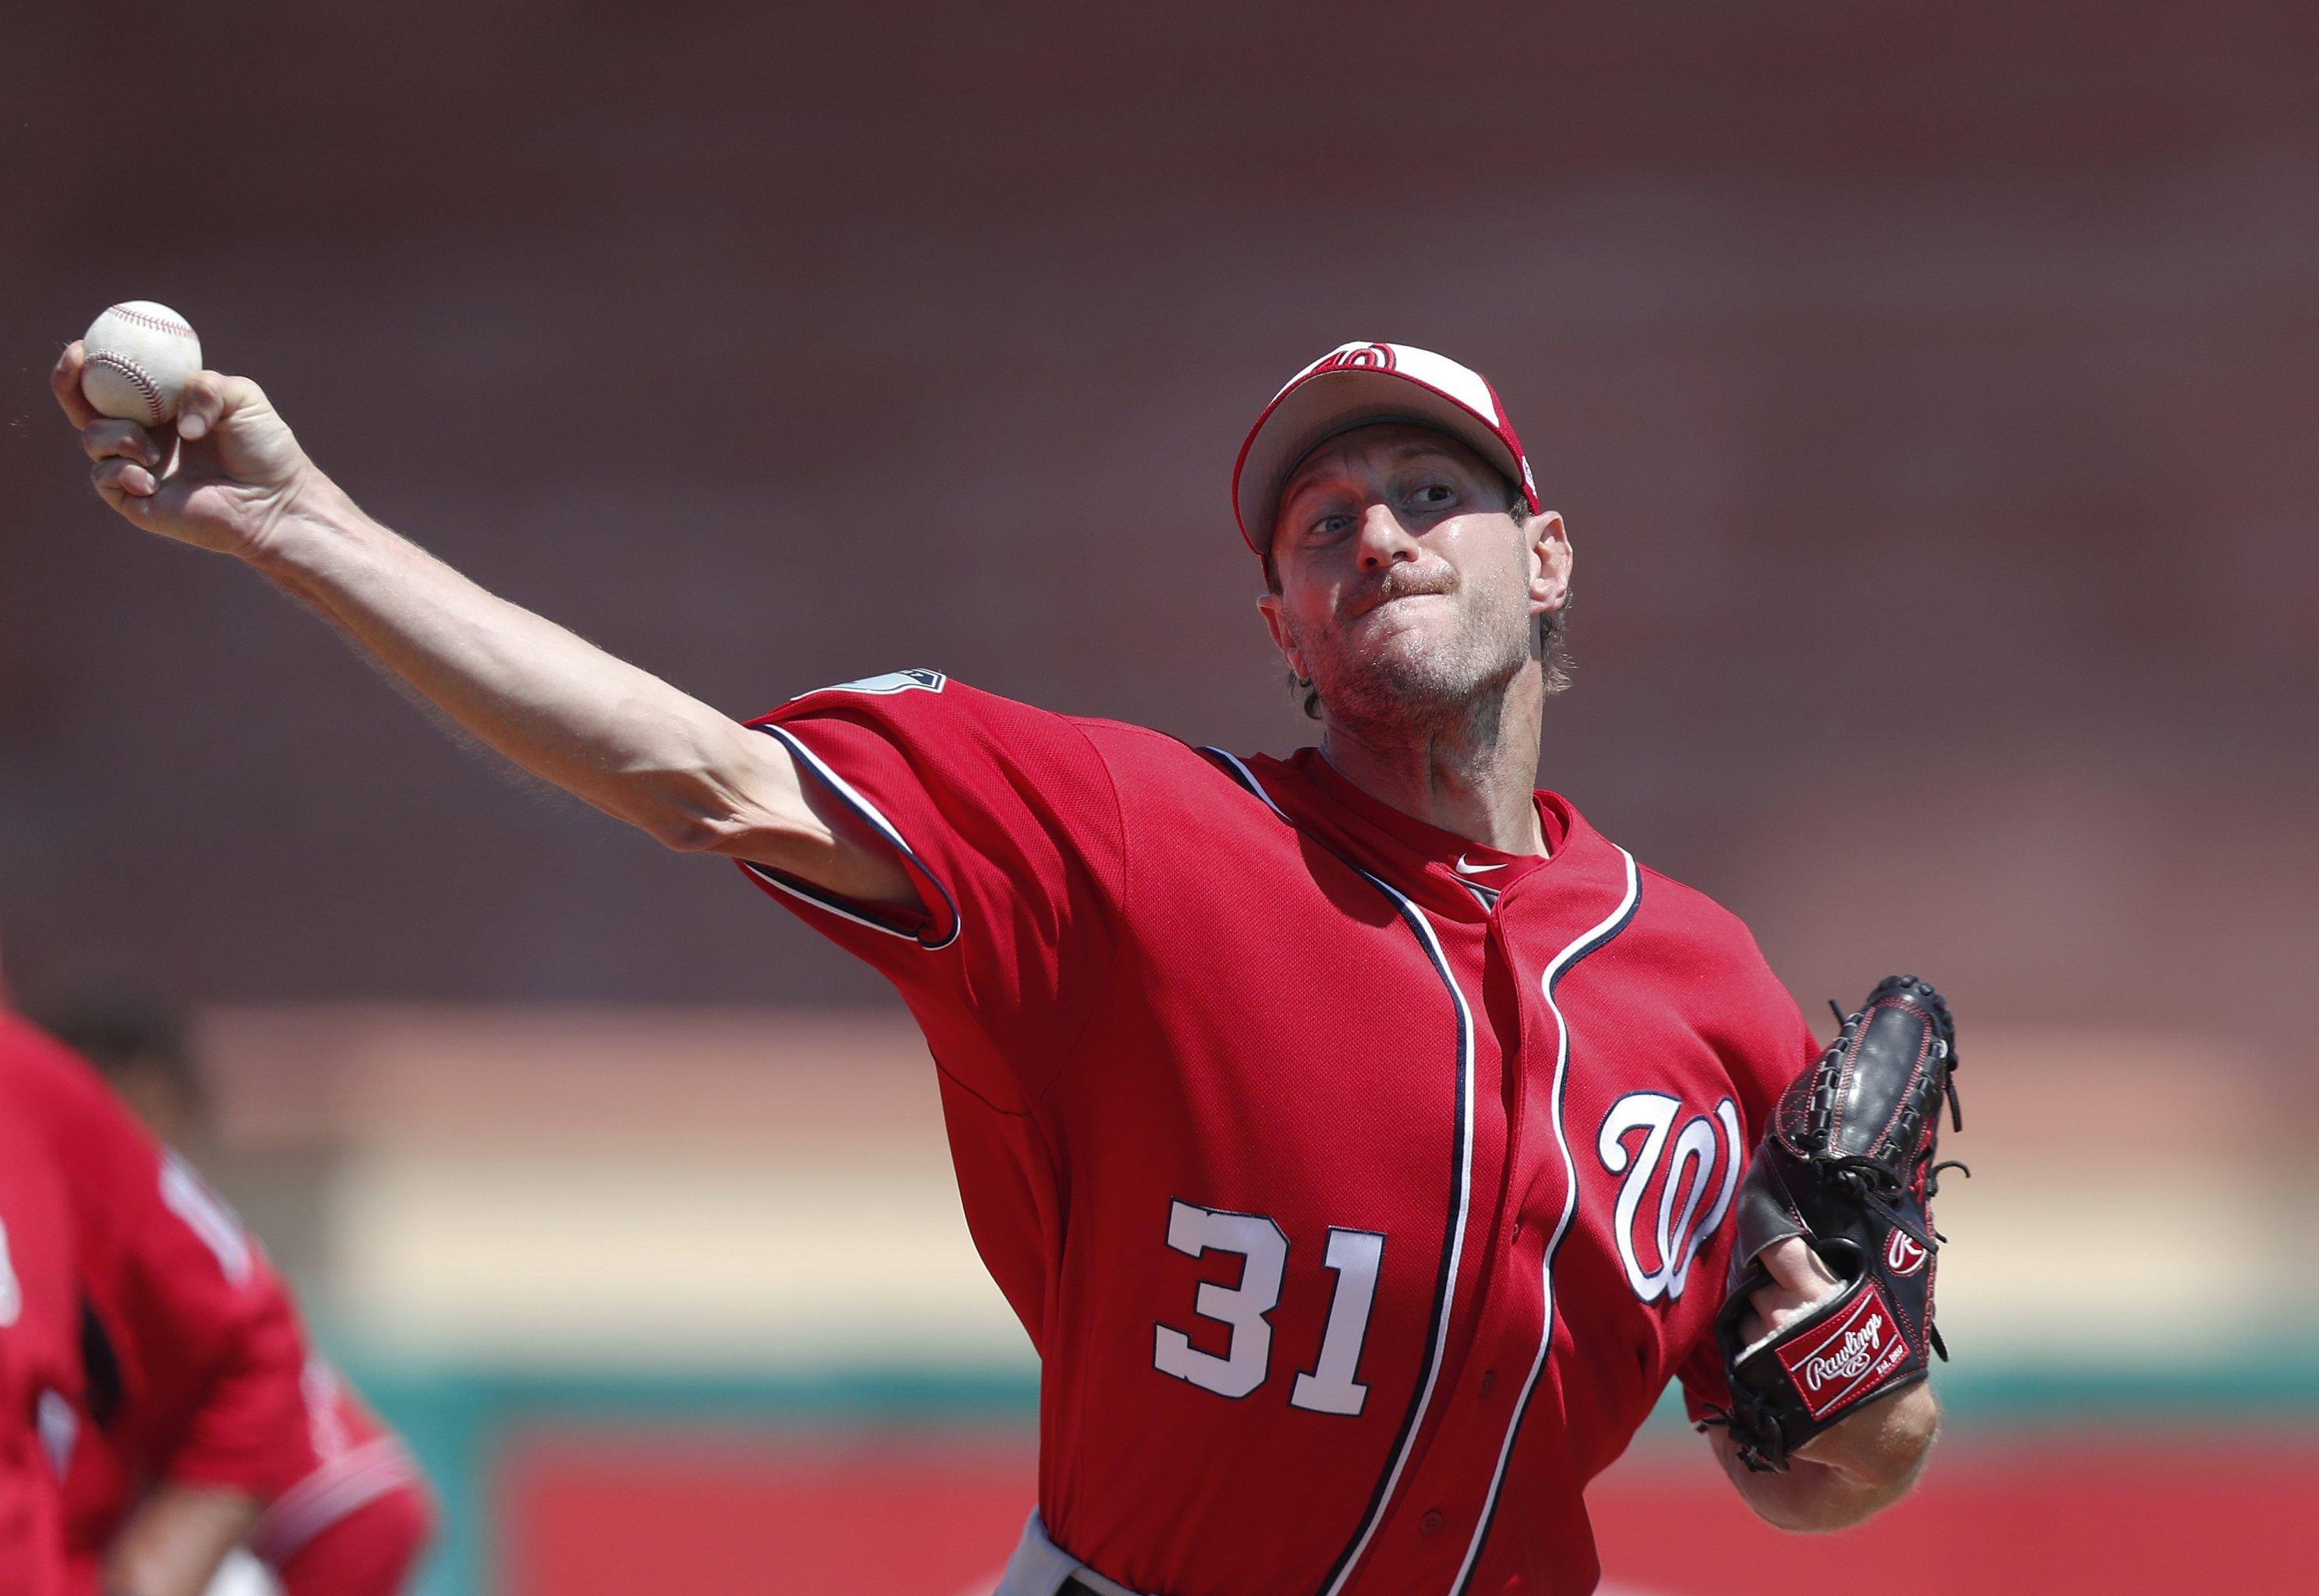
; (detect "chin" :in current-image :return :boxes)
[1326,648,1465,713]
[1331,623,1527,716]
[1344,602,1457,658]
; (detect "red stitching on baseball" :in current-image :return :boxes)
[104,305,196,340]
[86,352,164,424]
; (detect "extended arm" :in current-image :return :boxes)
[1709,1236,1939,1531]
[53,346,914,906]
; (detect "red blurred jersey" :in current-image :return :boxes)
[741,676,1819,1596]
[0,1018,426,1595]
[243,1363,430,1596]
[0,1015,89,1596]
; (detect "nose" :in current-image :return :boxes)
[1354,503,1420,570]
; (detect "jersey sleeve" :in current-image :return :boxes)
[150,1266,308,1497]
[737,673,1126,1107]
[1673,925,1823,1425]
[20,1029,313,1504]
[1675,1319,1737,1425]
[248,1362,431,1578]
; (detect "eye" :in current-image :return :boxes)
[1310,512,1355,540]
[1409,482,1456,508]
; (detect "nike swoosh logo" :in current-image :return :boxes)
[1453,855,1509,875]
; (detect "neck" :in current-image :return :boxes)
[1317,661,1548,855]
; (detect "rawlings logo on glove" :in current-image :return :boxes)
[1702,974,1965,1472]
[1777,1285,1911,1418]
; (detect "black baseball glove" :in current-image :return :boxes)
[1703,974,1964,1472]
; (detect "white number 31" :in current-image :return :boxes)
[1151,1199,1384,1415]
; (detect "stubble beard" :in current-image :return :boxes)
[1296,563,1532,747]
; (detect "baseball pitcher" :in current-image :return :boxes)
[55,337,1960,1594]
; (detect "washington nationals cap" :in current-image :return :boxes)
[1232,341,1541,556]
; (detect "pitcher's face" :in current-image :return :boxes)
[1260,424,1564,729]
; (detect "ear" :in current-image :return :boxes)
[1255,591,1307,680]
[1526,510,1571,618]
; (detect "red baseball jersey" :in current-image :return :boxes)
[65,1352,428,1596]
[242,1361,431,1596]
[741,675,1818,1596]
[0,1015,88,1596]
[0,1020,426,1595]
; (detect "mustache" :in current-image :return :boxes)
[1342,563,1458,620]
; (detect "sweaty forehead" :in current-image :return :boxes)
[1278,423,1492,505]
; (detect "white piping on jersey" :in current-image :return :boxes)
[1327,870,1476,1596]
[1449,845,1641,1594]
[743,723,962,951]
[246,1436,420,1566]
[160,1153,252,1284]
[1203,749,1292,825]
[1200,749,1476,1596]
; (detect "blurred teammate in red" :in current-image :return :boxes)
[0,983,430,1596]
[0,1015,87,1596]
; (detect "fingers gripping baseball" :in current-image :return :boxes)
[55,344,319,560]
[1741,1235,1841,1349]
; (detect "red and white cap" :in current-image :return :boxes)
[1232,341,1540,556]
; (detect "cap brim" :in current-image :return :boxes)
[1232,367,1526,556]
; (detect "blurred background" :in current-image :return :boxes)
[3,2,2316,1592]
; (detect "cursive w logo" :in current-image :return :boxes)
[1312,343,1397,375]
[1596,1094,1743,1304]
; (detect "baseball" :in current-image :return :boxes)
[80,301,203,426]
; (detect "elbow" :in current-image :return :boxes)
[633,792,811,865]
[610,768,762,856]
[640,806,736,855]
[601,729,829,869]
[625,727,804,858]
[640,807,799,860]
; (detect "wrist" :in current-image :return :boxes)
[1795,1379,1940,1484]
[240,471,369,577]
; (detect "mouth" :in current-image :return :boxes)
[1346,585,1454,623]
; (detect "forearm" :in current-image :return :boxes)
[244,478,779,849]
[103,1482,260,1596]
[58,350,913,899]
[1716,1381,1939,1532]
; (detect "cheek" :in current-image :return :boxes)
[1458,535,1532,613]
[1274,570,1339,638]
[1278,604,1327,664]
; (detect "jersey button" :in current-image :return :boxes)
[1419,1509,1445,1536]
[1479,1369,1497,1396]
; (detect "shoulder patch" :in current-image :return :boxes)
[794,669,948,700]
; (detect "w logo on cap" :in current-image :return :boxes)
[1310,343,1398,375]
